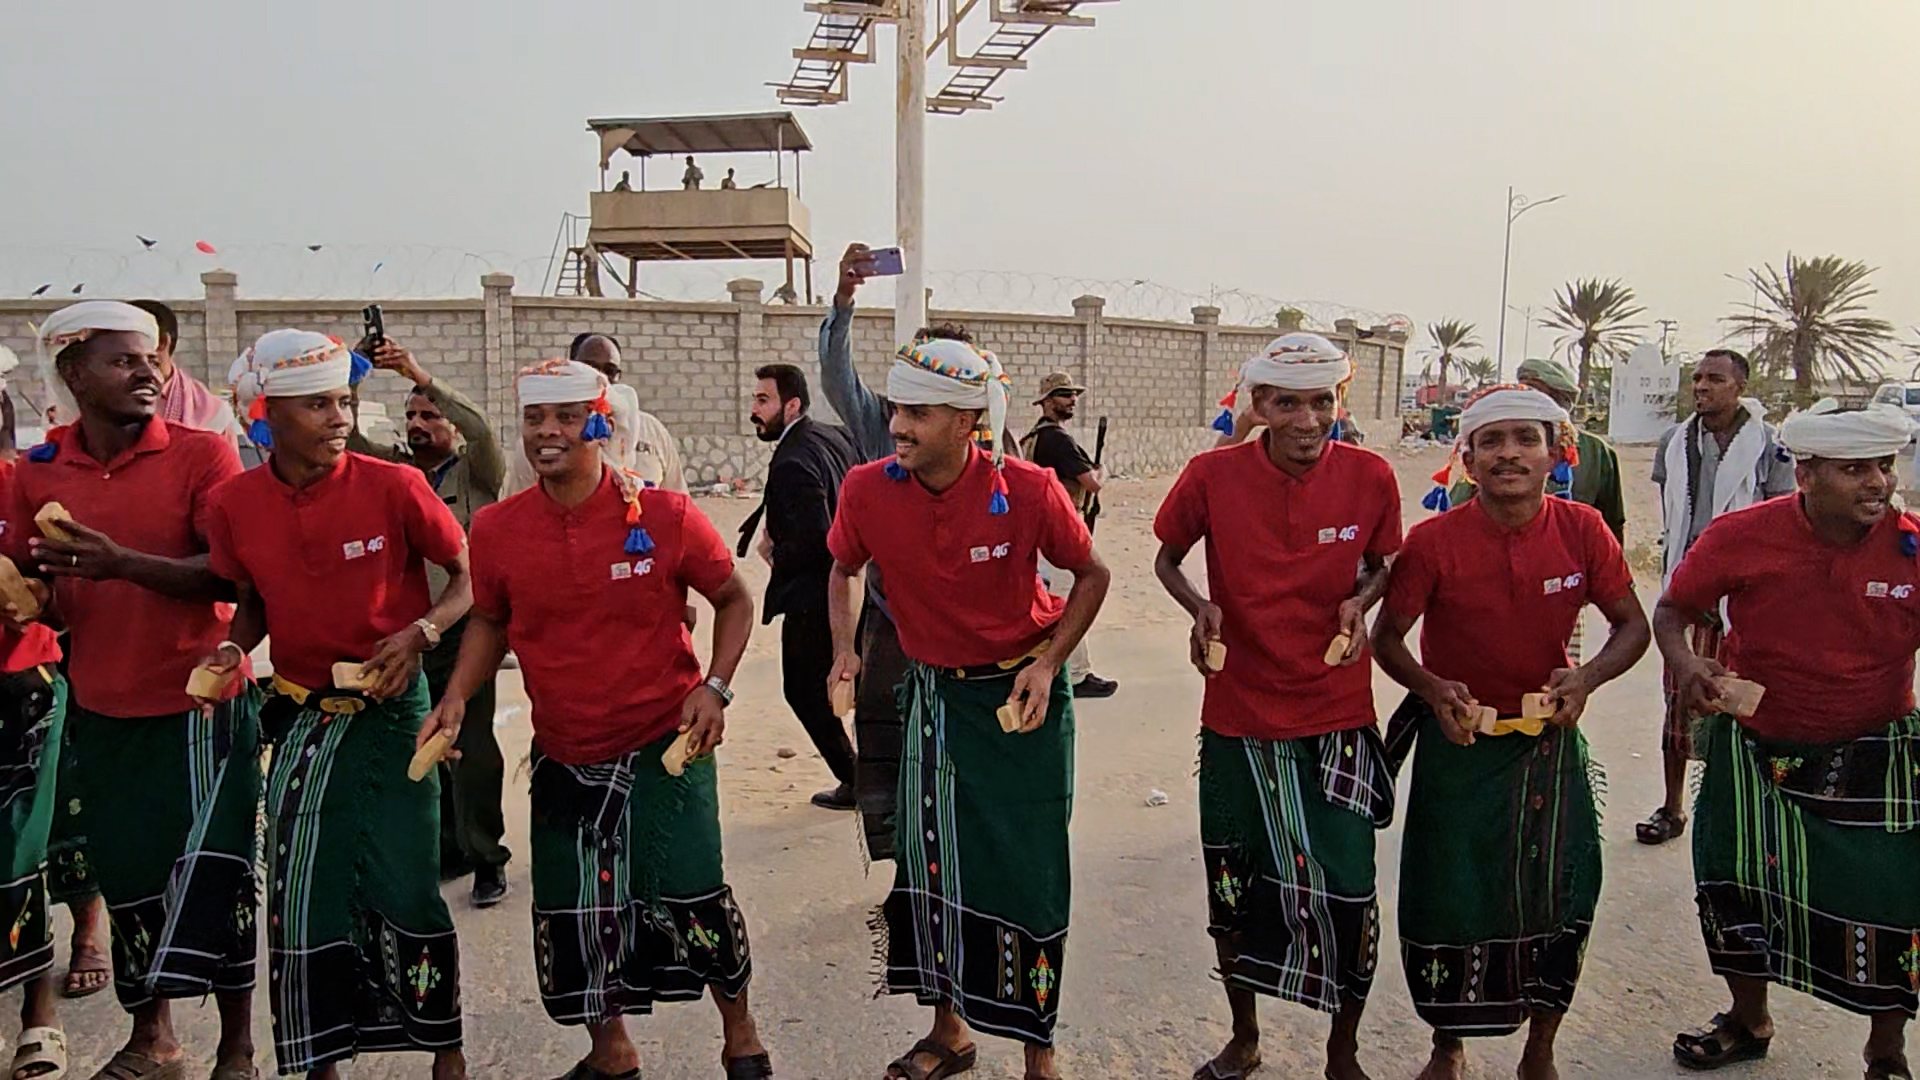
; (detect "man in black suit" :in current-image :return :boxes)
[743,364,860,809]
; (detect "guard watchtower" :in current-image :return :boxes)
[571,112,816,301]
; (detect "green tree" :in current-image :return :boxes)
[1426,319,1481,391]
[1459,356,1497,387]
[1275,307,1308,331]
[1723,255,1897,407]
[1540,278,1646,399]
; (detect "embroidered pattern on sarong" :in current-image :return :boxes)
[882,661,1074,1047]
[1693,712,1920,1017]
[528,736,751,1025]
[1199,728,1387,1012]
[0,670,63,991]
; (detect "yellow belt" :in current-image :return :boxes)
[944,638,1053,681]
[270,675,367,716]
[1481,715,1546,738]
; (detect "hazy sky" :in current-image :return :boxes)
[4,0,1917,365]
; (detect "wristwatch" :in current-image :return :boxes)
[703,676,734,706]
[413,618,443,650]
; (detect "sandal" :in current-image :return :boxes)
[1867,1057,1914,1080]
[1637,807,1687,846]
[208,1062,258,1080]
[1674,1013,1770,1070]
[1193,1054,1262,1080]
[724,1053,773,1078]
[89,1052,185,1080]
[59,965,108,1001]
[11,1027,65,1080]
[553,1062,639,1080]
[885,1039,977,1080]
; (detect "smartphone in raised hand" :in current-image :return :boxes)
[863,247,905,276]
[361,304,386,356]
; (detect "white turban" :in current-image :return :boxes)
[1779,399,1915,461]
[888,338,1011,462]
[231,329,353,404]
[1239,332,1353,394]
[34,301,160,425]
[516,358,609,407]
[1456,385,1569,445]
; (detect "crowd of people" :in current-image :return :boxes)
[0,240,1909,1080]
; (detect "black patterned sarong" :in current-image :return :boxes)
[0,668,64,991]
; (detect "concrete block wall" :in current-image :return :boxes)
[0,273,1409,483]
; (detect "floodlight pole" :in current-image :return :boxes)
[896,0,928,347]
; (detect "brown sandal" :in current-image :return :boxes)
[884,1039,977,1080]
[1637,807,1687,845]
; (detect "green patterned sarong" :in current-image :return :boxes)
[0,669,64,991]
[1693,712,1920,1016]
[882,662,1074,1047]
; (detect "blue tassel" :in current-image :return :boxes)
[1421,486,1449,512]
[1903,532,1917,557]
[1775,445,1792,463]
[1210,407,1235,436]
[1553,488,1574,500]
[1550,460,1573,485]
[1329,418,1345,443]
[247,418,273,449]
[25,442,55,464]
[883,459,908,481]
[582,412,613,441]
[988,489,1009,515]
[625,526,655,555]
[348,351,373,385]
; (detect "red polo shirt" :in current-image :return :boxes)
[1155,439,1403,740]
[470,469,734,764]
[828,448,1093,669]
[202,452,466,691]
[1385,497,1634,716]
[1665,497,1920,744]
[9,421,240,716]
[0,463,59,676]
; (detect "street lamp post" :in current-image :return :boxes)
[1495,186,1564,380]
[1508,304,1536,362]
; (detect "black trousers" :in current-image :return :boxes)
[780,605,857,786]
[423,618,511,877]
[853,601,908,862]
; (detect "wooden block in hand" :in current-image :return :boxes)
[1323,633,1352,666]
[1521,693,1557,721]
[331,661,376,692]
[1715,677,1765,718]
[0,557,39,621]
[407,730,453,782]
[997,703,1023,733]
[1204,640,1227,672]
[33,502,74,543]
[1471,705,1499,734]
[662,729,696,777]
[830,678,856,717]
[184,665,230,700]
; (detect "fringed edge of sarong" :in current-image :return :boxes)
[866,901,891,1001]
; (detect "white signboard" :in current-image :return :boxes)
[1610,342,1679,444]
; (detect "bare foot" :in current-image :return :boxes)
[1517,1046,1558,1080]
[1194,1035,1259,1079]
[432,1048,468,1080]
[62,897,110,999]
[1415,1038,1465,1080]
[1024,1044,1061,1079]
[1324,1051,1371,1080]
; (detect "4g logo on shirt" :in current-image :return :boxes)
[1542,573,1585,596]
[1864,581,1914,599]
[969,543,1012,564]
[342,535,388,560]
[1316,526,1360,545]
[610,559,656,581]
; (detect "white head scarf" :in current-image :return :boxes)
[228,330,354,448]
[1779,399,1915,461]
[516,358,609,407]
[33,301,160,425]
[1239,333,1353,394]
[887,337,1014,512]
[1456,385,1569,445]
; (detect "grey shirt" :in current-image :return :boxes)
[1652,416,1797,552]
[818,300,894,615]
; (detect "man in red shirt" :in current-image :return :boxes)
[1658,401,1919,1079]
[826,337,1110,1080]
[1152,334,1401,1080]
[199,329,472,1080]
[20,300,258,1080]
[422,359,770,1080]
[0,457,70,1080]
[1371,386,1648,1080]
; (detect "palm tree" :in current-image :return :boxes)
[1426,319,1481,390]
[1540,278,1646,398]
[1459,356,1498,387]
[1723,255,1897,407]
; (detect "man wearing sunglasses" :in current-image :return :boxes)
[1020,373,1118,699]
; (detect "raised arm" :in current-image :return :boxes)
[820,243,893,462]
[420,377,507,498]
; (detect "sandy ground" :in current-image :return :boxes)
[45,443,1898,1079]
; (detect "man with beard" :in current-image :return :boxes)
[346,337,512,906]
[741,363,857,809]
[19,301,257,1080]
[424,357,771,1080]
[826,335,1110,1080]
[1152,333,1401,1080]
[199,329,471,1079]
[1638,348,1796,847]
[1660,401,1918,1079]
[1022,373,1117,700]
[1372,385,1649,1080]
[128,299,239,445]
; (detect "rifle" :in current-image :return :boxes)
[1083,415,1108,534]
